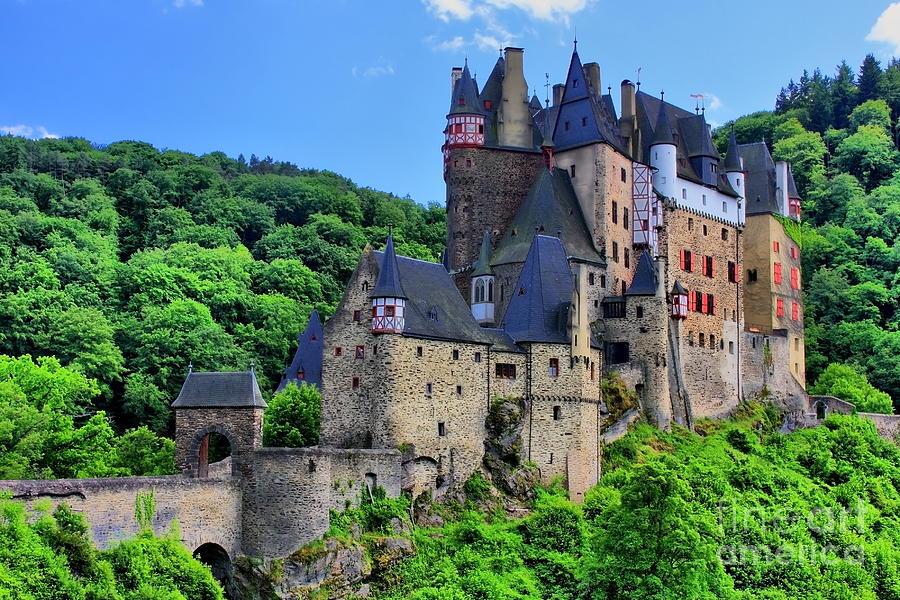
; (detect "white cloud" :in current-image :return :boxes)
[867,2,900,55]
[424,0,475,21]
[173,0,203,7]
[352,60,396,79]
[1,124,58,139]
[484,0,588,22]
[703,93,723,111]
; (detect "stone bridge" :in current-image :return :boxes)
[1,447,400,561]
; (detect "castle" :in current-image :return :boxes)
[9,45,900,569]
[280,46,808,501]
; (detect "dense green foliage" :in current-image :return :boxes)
[0,498,223,599]
[262,382,321,448]
[715,55,900,410]
[374,407,900,599]
[0,137,445,437]
[0,354,173,479]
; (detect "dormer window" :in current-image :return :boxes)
[573,78,579,87]
[458,97,465,106]
[484,100,493,109]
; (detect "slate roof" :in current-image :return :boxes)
[502,235,573,344]
[552,50,625,153]
[373,251,491,345]
[650,98,675,146]
[738,142,780,215]
[787,166,800,199]
[472,230,494,277]
[449,63,482,116]
[172,371,267,409]
[636,91,738,197]
[371,235,407,299]
[723,130,743,173]
[672,280,688,295]
[277,310,324,393]
[625,251,658,296]
[491,167,604,267]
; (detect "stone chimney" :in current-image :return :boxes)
[498,47,532,148]
[619,79,637,156]
[553,83,565,106]
[584,62,601,97]
[450,67,463,94]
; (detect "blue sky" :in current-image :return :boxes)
[2,0,899,205]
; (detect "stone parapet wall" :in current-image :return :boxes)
[0,475,243,557]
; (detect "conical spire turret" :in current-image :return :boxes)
[371,234,406,300]
[650,98,675,146]
[724,129,743,173]
[472,230,493,277]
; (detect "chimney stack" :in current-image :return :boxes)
[619,79,637,156]
[498,47,532,148]
[553,83,565,106]
[451,67,463,93]
[584,62,601,97]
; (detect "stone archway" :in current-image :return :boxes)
[188,425,239,478]
[194,542,234,597]
[814,400,828,421]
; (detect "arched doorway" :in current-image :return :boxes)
[194,543,233,598]
[189,426,238,478]
[815,400,828,421]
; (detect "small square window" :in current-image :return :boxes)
[416,346,423,357]
[438,422,446,436]
[456,385,462,395]
[721,228,728,241]
[352,376,360,389]
[549,358,559,377]
[620,167,627,182]
[703,224,708,236]
[636,306,644,318]
[553,405,561,420]
[570,164,576,177]
[334,347,342,357]
[373,344,378,355]
[474,352,482,363]
[452,349,459,360]
[355,345,365,359]
[425,382,433,395]
[352,310,361,322]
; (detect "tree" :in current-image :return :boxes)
[810,363,893,414]
[262,383,321,448]
[580,459,734,600]
[848,99,892,134]
[831,61,858,130]
[772,130,827,198]
[858,54,883,104]
[833,125,899,191]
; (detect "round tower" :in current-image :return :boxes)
[371,234,407,335]
[443,62,485,162]
[724,129,744,199]
[650,96,677,200]
[470,230,495,325]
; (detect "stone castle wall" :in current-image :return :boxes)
[741,330,806,403]
[445,146,542,275]
[1,475,243,557]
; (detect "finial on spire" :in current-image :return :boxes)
[573,27,577,50]
[544,72,551,108]
[387,223,394,237]
[660,90,665,101]
[188,361,193,374]
[636,67,642,91]
[249,362,255,373]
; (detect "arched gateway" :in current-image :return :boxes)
[172,369,267,477]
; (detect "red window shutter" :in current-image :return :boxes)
[689,252,694,272]
[792,301,799,320]
[680,250,686,270]
[688,290,696,311]
[711,259,716,278]
[791,267,800,289]
[700,293,708,313]
[776,298,784,317]
[774,262,782,284]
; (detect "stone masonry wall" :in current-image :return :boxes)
[445,146,543,276]
[175,407,264,477]
[1,476,243,557]
[320,250,381,449]
[662,204,743,419]
[741,331,806,404]
[377,335,489,494]
[240,447,400,559]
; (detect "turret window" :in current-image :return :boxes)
[549,358,559,377]
[488,280,493,301]
[475,280,485,303]
[581,117,587,126]
[553,405,561,420]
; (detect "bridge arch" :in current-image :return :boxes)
[188,425,240,478]
[194,542,233,597]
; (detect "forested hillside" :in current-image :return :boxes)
[0,137,444,478]
[714,54,900,411]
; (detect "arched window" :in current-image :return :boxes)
[487,279,494,302]
[475,279,485,303]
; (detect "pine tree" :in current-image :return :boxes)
[858,54,883,104]
[831,61,858,130]
[807,69,833,133]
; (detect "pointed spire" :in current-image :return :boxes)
[724,128,743,172]
[650,97,675,146]
[472,231,494,277]
[671,280,688,295]
[372,234,407,299]
[449,63,482,115]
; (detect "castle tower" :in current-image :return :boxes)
[470,230,495,325]
[649,98,677,200]
[370,235,407,334]
[277,310,324,392]
[172,368,267,478]
[444,62,485,151]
